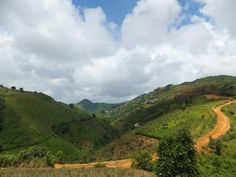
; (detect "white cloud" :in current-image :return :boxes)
[121,0,180,47]
[201,0,236,38]
[0,0,236,103]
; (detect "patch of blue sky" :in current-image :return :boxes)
[72,0,139,25]
[174,0,213,29]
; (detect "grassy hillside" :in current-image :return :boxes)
[92,76,236,162]
[219,103,236,158]
[136,101,220,140]
[0,86,118,162]
[197,154,236,177]
[99,75,236,131]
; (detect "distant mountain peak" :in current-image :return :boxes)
[79,99,93,104]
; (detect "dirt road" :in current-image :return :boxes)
[54,159,133,169]
[195,100,236,151]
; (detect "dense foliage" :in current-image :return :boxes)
[133,150,153,171]
[156,129,197,177]
[0,146,64,167]
[0,96,5,133]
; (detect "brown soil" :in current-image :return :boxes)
[54,159,133,169]
[195,100,236,151]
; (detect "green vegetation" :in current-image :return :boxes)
[136,101,218,140]
[77,99,120,114]
[133,150,153,172]
[95,132,157,161]
[197,154,236,177]
[156,129,197,177]
[53,118,118,151]
[0,87,119,162]
[0,146,63,168]
[1,76,236,176]
[220,103,236,158]
[0,168,155,177]
[98,75,236,129]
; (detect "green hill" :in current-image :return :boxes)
[0,86,117,162]
[98,75,236,131]
[1,75,236,164]
[77,99,121,114]
[93,75,236,161]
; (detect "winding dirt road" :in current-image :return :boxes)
[55,100,236,169]
[195,100,236,151]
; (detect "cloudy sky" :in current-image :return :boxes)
[0,0,236,103]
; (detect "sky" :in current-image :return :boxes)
[0,0,236,103]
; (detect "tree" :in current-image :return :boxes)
[69,103,74,109]
[133,150,153,171]
[11,86,16,90]
[19,88,24,92]
[156,128,197,177]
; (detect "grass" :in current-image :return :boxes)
[220,103,236,158]
[99,75,236,126]
[0,168,155,177]
[197,154,236,177]
[136,101,220,140]
[4,91,89,135]
[0,87,119,162]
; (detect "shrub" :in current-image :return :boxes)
[0,146,58,168]
[69,104,74,109]
[133,150,153,171]
[10,86,16,90]
[56,151,65,164]
[156,128,197,177]
[208,139,223,155]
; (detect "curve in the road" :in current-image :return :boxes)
[195,100,236,151]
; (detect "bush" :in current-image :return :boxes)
[10,86,16,90]
[0,146,58,167]
[69,104,74,109]
[133,150,153,171]
[56,151,65,164]
[156,128,197,177]
[208,139,223,155]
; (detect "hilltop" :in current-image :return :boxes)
[77,99,121,114]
